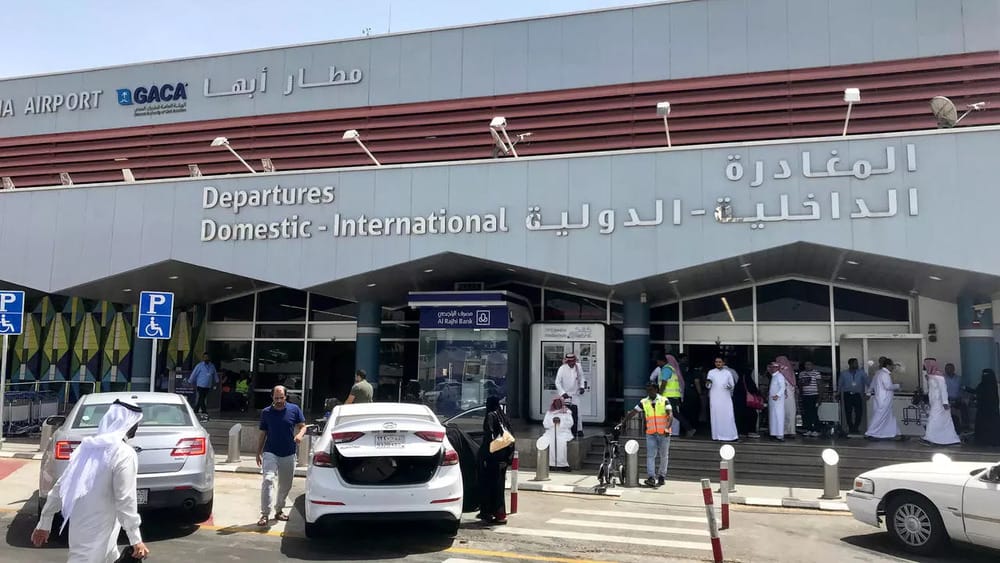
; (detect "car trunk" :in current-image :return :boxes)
[331,417,447,486]
[132,430,192,474]
[334,450,443,486]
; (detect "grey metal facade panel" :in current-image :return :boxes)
[1,128,1000,294]
[3,0,994,140]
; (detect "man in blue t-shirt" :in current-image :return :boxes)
[256,385,305,526]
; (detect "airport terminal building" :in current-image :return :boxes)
[1,0,999,431]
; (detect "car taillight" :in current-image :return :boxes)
[331,432,364,443]
[441,449,459,466]
[312,451,335,468]
[171,437,207,457]
[415,431,445,442]
[54,441,80,460]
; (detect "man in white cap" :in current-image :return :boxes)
[555,353,587,437]
[32,398,150,562]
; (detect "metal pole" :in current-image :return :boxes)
[625,445,638,487]
[719,461,731,530]
[663,116,672,148]
[728,459,737,493]
[534,443,550,481]
[700,478,724,563]
[149,339,157,393]
[227,423,242,463]
[822,462,841,499]
[0,335,7,450]
[842,102,854,136]
[226,144,257,174]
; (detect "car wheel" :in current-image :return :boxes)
[304,520,323,539]
[190,499,213,523]
[886,494,948,555]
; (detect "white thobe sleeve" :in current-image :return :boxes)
[554,367,568,396]
[543,411,554,429]
[576,365,586,390]
[112,450,143,545]
[36,477,64,531]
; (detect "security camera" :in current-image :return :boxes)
[973,303,992,313]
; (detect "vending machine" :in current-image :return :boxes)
[528,323,606,423]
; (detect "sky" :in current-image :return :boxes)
[1,0,663,79]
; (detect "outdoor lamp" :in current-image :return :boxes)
[656,101,672,147]
[842,88,861,136]
[210,136,257,174]
[342,129,381,167]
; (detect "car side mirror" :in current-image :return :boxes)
[305,424,321,436]
[990,464,1000,483]
[45,415,66,428]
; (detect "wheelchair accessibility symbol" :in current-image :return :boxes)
[143,318,165,338]
[475,310,491,326]
[0,314,15,333]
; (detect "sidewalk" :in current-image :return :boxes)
[2,440,849,512]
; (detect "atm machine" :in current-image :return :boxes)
[528,323,606,423]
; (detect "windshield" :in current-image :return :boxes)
[334,413,437,426]
[73,402,193,429]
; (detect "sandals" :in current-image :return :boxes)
[275,512,289,522]
[257,516,269,527]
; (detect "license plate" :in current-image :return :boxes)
[137,489,148,505]
[375,434,403,448]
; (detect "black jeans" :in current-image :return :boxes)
[567,403,581,435]
[843,393,863,433]
[667,397,690,434]
[195,386,212,414]
[801,395,819,432]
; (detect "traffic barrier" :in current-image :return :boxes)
[227,423,242,463]
[624,439,639,487]
[719,461,731,530]
[510,450,519,514]
[700,478,724,563]
[821,448,841,500]
[533,436,550,482]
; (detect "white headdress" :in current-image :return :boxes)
[57,399,143,533]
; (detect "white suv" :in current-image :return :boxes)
[304,403,464,537]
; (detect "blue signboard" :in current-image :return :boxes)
[137,291,174,339]
[419,306,509,330]
[0,291,25,335]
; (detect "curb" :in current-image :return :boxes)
[0,451,42,460]
[518,481,624,497]
[730,495,849,512]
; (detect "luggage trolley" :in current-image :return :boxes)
[2,390,52,437]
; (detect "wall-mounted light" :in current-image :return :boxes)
[59,172,73,186]
[1,177,14,190]
[489,116,520,158]
[261,158,276,173]
[188,164,203,178]
[842,88,861,136]
[122,168,136,183]
[342,129,381,166]
[656,101,672,147]
[210,136,257,174]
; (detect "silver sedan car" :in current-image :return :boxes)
[38,392,215,528]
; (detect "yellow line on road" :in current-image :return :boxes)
[444,546,614,563]
[198,523,297,538]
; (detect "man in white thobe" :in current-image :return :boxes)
[767,362,786,441]
[33,399,150,562]
[707,357,738,441]
[866,358,901,440]
[542,397,574,469]
[555,353,586,437]
[921,358,961,446]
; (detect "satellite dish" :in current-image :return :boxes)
[930,96,959,128]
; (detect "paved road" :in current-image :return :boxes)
[1,458,997,562]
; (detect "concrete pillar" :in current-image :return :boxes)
[623,296,650,411]
[958,295,993,388]
[356,301,382,388]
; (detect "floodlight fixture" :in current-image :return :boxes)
[656,101,672,147]
[1,177,14,190]
[188,164,203,178]
[930,96,987,128]
[210,136,256,173]
[261,158,276,173]
[122,168,136,183]
[59,172,73,186]
[842,88,861,136]
[488,116,518,158]
[342,129,381,166]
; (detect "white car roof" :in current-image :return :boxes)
[81,391,187,405]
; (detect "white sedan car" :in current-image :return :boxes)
[847,459,1000,554]
[304,403,464,538]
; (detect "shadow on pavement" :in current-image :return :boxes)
[276,495,457,561]
[840,534,998,562]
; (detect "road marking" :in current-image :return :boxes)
[546,518,709,536]
[560,508,707,523]
[0,459,26,480]
[443,546,613,563]
[198,523,294,538]
[494,527,711,551]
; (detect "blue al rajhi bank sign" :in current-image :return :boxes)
[419,306,509,330]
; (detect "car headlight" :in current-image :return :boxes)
[853,477,875,494]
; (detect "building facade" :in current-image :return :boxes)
[1,0,999,425]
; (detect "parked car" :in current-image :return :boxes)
[846,459,1000,554]
[304,403,463,538]
[39,392,215,531]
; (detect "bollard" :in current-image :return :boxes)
[719,461,731,530]
[534,435,551,481]
[728,459,737,493]
[226,423,242,463]
[297,433,311,468]
[719,444,737,494]
[510,450,520,515]
[39,422,55,453]
[624,439,639,487]
[700,478,725,563]
[820,449,841,500]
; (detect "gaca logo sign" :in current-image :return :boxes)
[116,82,189,117]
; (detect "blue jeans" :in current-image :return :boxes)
[645,434,671,479]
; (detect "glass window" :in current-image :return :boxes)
[208,294,254,322]
[417,329,508,417]
[379,341,419,402]
[544,290,607,321]
[382,306,419,322]
[650,324,680,341]
[834,288,909,322]
[255,324,306,339]
[310,294,359,322]
[73,402,192,428]
[381,323,420,339]
[206,341,252,415]
[256,288,307,322]
[651,302,679,322]
[252,341,304,409]
[490,283,542,319]
[756,280,831,322]
[682,289,753,322]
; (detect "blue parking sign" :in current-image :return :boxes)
[0,291,25,335]
[138,291,174,340]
